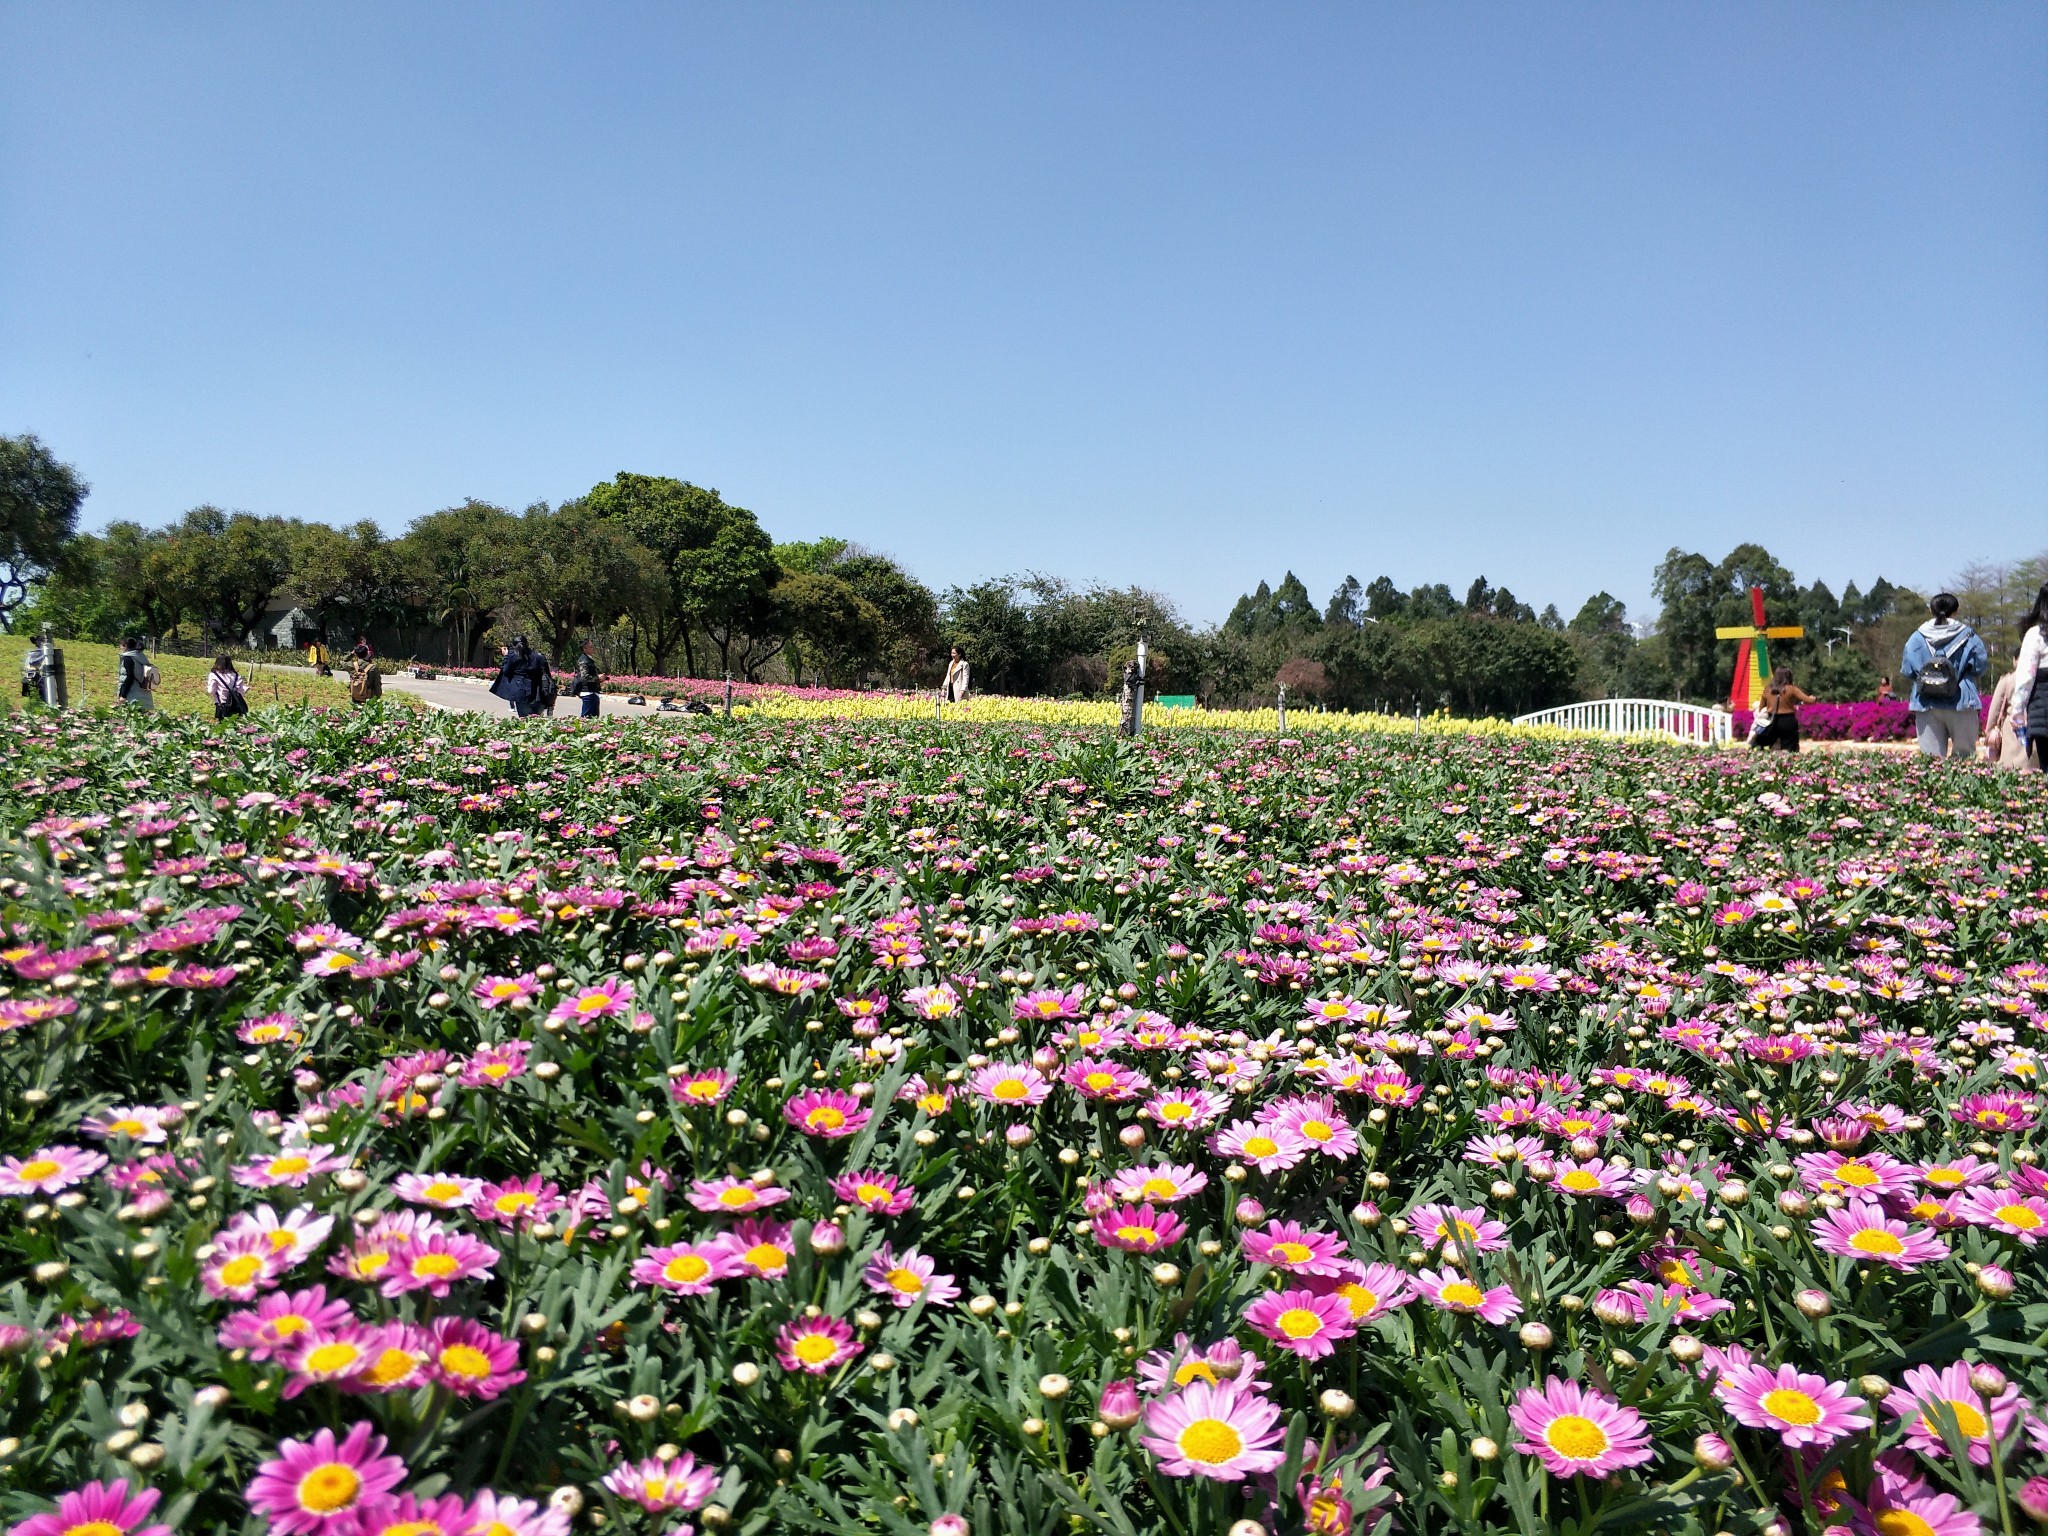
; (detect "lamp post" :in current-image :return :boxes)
[1133,623,1147,739]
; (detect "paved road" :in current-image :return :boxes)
[380,672,698,720]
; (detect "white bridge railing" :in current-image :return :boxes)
[1512,698,1733,744]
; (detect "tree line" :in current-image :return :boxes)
[3,433,2040,709]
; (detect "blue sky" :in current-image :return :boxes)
[3,4,2044,625]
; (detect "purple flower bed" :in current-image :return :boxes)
[1732,699,1991,742]
[435,667,888,705]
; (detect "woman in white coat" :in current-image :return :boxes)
[939,646,970,705]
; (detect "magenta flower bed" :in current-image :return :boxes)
[434,667,882,705]
[1731,699,1991,742]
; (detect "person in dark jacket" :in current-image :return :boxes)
[573,640,602,718]
[490,638,537,715]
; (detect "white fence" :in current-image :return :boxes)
[1511,698,1733,744]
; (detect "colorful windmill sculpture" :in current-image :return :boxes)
[1715,587,1804,711]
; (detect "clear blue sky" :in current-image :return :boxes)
[4,4,2044,625]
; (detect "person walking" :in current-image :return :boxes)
[1876,676,1893,705]
[207,655,249,721]
[116,636,156,711]
[573,640,603,719]
[1981,652,2030,771]
[1747,665,1813,753]
[939,645,970,706]
[2007,583,2048,774]
[346,647,382,707]
[1900,593,1989,760]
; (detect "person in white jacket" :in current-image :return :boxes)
[939,646,970,705]
[2009,583,2048,773]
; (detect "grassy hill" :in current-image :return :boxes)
[0,636,357,715]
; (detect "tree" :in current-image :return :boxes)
[581,473,778,675]
[505,501,666,662]
[833,551,941,685]
[0,434,88,628]
[1650,548,1723,701]
[161,507,296,642]
[99,522,186,639]
[289,521,406,645]
[1324,575,1363,628]
[1363,576,1406,621]
[398,501,520,666]
[1275,656,1330,700]
[775,571,884,686]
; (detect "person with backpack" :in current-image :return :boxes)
[1900,592,1990,760]
[1747,665,1814,753]
[2006,583,2048,774]
[573,640,603,718]
[207,655,250,721]
[116,636,157,711]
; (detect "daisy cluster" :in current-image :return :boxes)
[1,705,2047,1536]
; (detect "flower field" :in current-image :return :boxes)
[2,707,2047,1536]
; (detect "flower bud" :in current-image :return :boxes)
[1470,1435,1499,1462]
[1795,1288,1832,1319]
[1518,1322,1553,1350]
[1005,1123,1035,1148]
[931,1518,971,1536]
[1693,1433,1735,1471]
[1099,1379,1141,1429]
[1319,1389,1355,1419]
[1227,1523,1267,1536]
[731,1362,761,1387]
[1569,1136,1601,1161]
[1717,1180,1749,1205]
[1118,1124,1147,1150]
[1978,1264,2017,1300]
[809,1220,845,1256]
[1038,1374,1071,1402]
[1971,1362,2008,1397]
[2015,1475,2048,1523]
[1152,1263,1182,1288]
[888,1408,920,1431]
[1020,1417,1045,1437]
[626,1394,659,1422]
[1859,1374,1891,1399]
[1625,1194,1657,1225]
[1592,1293,1636,1328]
[548,1489,583,1518]
[1234,1198,1265,1226]
[192,1384,230,1409]
[1776,1190,1810,1218]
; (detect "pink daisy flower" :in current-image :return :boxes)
[0,1144,108,1196]
[393,1172,483,1210]
[1914,1155,1997,1192]
[217,1285,356,1362]
[902,983,963,1021]
[830,1170,917,1217]
[342,1324,434,1395]
[969,1062,1052,1108]
[224,1204,334,1266]
[380,1232,499,1298]
[284,1327,380,1396]
[1243,1289,1357,1359]
[201,1232,286,1301]
[775,1315,862,1374]
[861,1243,960,1308]
[1952,1092,2037,1132]
[79,1106,168,1145]
[1107,1163,1209,1205]
[1414,1268,1524,1324]
[459,1042,531,1087]
[472,973,540,1009]
[1013,987,1085,1022]
[231,1147,349,1189]
[427,1316,525,1399]
[1463,1132,1548,1168]
[1794,1149,1916,1198]
[1507,1377,1654,1479]
[1209,1119,1312,1174]
[548,976,632,1025]
[630,1241,735,1296]
[464,1493,571,1536]
[1715,1362,1871,1447]
[1265,1095,1360,1159]
[1357,1067,1423,1109]
[1954,1189,2048,1244]
[1547,1159,1634,1199]
[1860,1476,1980,1536]
[1302,995,1372,1026]
[243,1421,407,1533]
[1884,1361,2027,1464]
[783,1088,871,1139]
[1140,1087,1232,1132]
[1092,1203,1187,1253]
[471,1176,565,1227]
[687,1177,791,1215]
[1405,1203,1510,1256]
[599,1453,718,1514]
[717,1219,794,1281]
[1302,1260,1414,1324]
[347,1495,470,1536]
[1062,1058,1150,1102]
[1811,1199,1951,1268]
[1136,1336,1268,1396]
[668,1068,736,1107]
[1241,1221,1348,1278]
[1139,1380,1287,1481]
[7,1481,169,1536]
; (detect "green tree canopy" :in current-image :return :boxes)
[0,434,88,625]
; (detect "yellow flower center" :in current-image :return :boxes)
[16,1158,59,1181]
[271,1315,311,1337]
[423,1181,464,1203]
[354,1251,391,1276]
[886,1266,924,1295]
[219,1254,265,1287]
[1084,1073,1116,1092]
[805,1106,846,1131]
[1544,1415,1610,1460]
[744,1243,787,1274]
[1299,1120,1333,1142]
[991,1079,1030,1100]
[1761,1388,1823,1427]
[1244,1137,1279,1158]
[1995,1204,2043,1231]
[269,1155,311,1177]
[1559,1171,1602,1193]
[61,1522,123,1536]
[1115,1224,1160,1247]
[267,1230,298,1252]
[1833,1162,1878,1187]
[1337,1283,1377,1318]
[1159,1102,1193,1121]
[362,1348,421,1387]
[663,1254,711,1285]
[684,1081,720,1100]
[1439,1281,1485,1308]
[1849,1228,1906,1256]
[298,1473,365,1520]
[1269,1241,1313,1265]
[1930,1399,1990,1439]
[438,1344,494,1380]
[304,1341,364,1374]
[411,1253,461,1278]
[717,1186,756,1208]
[494,1192,536,1214]
[792,1332,840,1365]
[1174,1360,1219,1386]
[1177,1418,1245,1467]
[108,1119,148,1137]
[1870,1512,1938,1536]
[1139,1178,1178,1200]
[1276,1307,1324,1339]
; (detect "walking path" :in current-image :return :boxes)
[377,672,684,719]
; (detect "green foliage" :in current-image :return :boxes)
[0,433,88,624]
